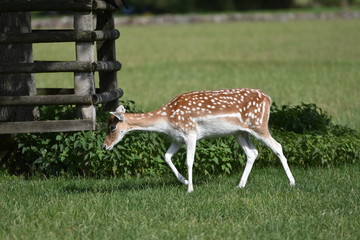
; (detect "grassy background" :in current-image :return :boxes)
[1,165,359,239]
[34,19,360,129]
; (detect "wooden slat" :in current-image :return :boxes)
[0,120,94,134]
[0,30,85,44]
[36,88,103,95]
[92,61,122,72]
[0,88,123,106]
[93,0,118,11]
[92,88,123,104]
[0,61,91,73]
[0,30,120,44]
[0,95,93,106]
[37,88,75,95]
[0,61,121,74]
[0,0,118,12]
[0,0,93,12]
[74,11,96,121]
[96,10,119,111]
[92,29,120,41]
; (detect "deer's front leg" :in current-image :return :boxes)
[165,142,188,185]
[186,134,197,193]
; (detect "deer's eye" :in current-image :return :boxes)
[110,124,116,132]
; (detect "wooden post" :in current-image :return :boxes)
[96,11,119,111]
[74,11,96,128]
[0,12,38,122]
[0,12,38,160]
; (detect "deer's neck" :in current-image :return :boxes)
[125,112,169,133]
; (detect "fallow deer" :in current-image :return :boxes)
[103,88,296,192]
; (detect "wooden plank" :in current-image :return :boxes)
[92,88,123,104]
[0,61,121,74]
[93,0,118,11]
[1,0,93,12]
[0,89,122,106]
[0,120,94,134]
[0,30,90,44]
[96,11,119,111]
[0,0,118,12]
[92,30,120,41]
[0,30,120,44]
[37,88,75,95]
[74,11,96,124]
[36,88,104,95]
[93,61,122,72]
[0,61,92,73]
[0,95,93,106]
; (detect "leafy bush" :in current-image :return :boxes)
[269,103,332,134]
[312,0,357,7]
[126,0,296,14]
[123,0,360,14]
[2,101,359,177]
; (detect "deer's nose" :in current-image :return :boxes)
[103,143,113,151]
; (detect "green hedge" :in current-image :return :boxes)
[2,101,359,177]
[126,0,295,14]
[124,0,358,14]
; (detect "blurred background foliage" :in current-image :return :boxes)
[122,0,359,14]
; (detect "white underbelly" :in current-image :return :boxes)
[196,118,241,139]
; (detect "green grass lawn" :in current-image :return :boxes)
[1,165,359,239]
[9,18,358,240]
[34,19,360,129]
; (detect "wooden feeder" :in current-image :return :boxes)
[0,0,124,134]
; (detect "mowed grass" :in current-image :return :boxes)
[1,165,359,240]
[18,18,359,239]
[34,19,360,129]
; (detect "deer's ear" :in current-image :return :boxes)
[110,105,126,121]
[110,111,124,121]
[116,105,126,113]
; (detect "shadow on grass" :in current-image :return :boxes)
[59,175,217,194]
[60,178,185,194]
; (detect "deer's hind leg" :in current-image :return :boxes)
[258,134,296,186]
[236,132,259,188]
[165,142,188,185]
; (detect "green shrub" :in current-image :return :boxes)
[3,101,359,177]
[126,0,296,14]
[269,103,332,134]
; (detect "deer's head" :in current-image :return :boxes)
[103,105,129,150]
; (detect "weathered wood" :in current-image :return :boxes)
[92,29,120,41]
[0,61,121,73]
[93,0,119,11]
[0,11,37,155]
[36,88,106,95]
[0,0,93,12]
[92,88,123,104]
[0,12,38,124]
[0,95,93,106]
[37,88,75,95]
[0,89,123,106]
[74,11,96,125]
[0,61,91,73]
[0,4,123,134]
[0,120,94,134]
[0,0,119,12]
[0,29,120,44]
[92,61,122,72]
[96,10,119,111]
